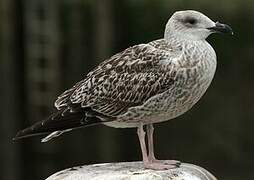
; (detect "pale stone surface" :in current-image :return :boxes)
[46,161,217,180]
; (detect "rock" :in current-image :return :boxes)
[46,161,217,180]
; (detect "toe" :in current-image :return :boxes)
[164,160,181,165]
[144,162,178,170]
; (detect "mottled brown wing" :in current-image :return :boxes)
[55,42,177,118]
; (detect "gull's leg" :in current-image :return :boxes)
[137,123,149,164]
[146,123,156,161]
[146,123,180,167]
[138,123,179,170]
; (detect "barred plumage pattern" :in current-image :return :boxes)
[54,38,216,128]
[55,40,177,117]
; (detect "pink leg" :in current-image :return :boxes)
[146,124,156,161]
[146,124,180,168]
[137,123,180,170]
[137,123,149,164]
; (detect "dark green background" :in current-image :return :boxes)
[1,0,254,179]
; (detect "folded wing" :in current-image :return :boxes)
[14,40,178,141]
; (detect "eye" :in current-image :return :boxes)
[184,17,197,25]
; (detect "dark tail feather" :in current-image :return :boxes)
[13,109,113,141]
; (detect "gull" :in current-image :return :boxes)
[14,10,233,170]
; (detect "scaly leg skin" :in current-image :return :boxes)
[137,123,149,164]
[137,124,180,170]
[146,124,181,169]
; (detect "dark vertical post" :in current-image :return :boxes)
[0,0,22,179]
[24,0,60,178]
[65,0,85,84]
[92,0,116,161]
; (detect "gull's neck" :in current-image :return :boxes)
[164,24,208,47]
[165,33,206,45]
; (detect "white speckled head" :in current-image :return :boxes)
[165,10,216,41]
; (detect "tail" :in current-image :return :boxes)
[13,108,114,142]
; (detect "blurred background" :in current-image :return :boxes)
[1,0,254,179]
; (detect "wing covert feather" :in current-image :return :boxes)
[55,40,178,117]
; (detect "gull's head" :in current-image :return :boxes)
[165,10,233,41]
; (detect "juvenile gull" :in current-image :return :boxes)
[14,10,233,170]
